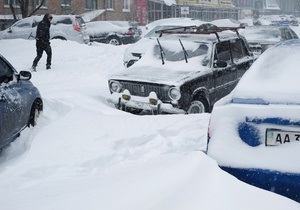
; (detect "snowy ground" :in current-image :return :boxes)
[0,28,299,209]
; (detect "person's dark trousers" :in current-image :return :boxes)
[32,41,52,68]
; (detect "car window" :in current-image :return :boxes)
[290,29,299,39]
[215,41,231,63]
[75,16,85,26]
[54,18,72,25]
[230,39,247,60]
[14,21,32,28]
[0,58,13,84]
[281,28,291,39]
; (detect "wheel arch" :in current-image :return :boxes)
[191,87,211,112]
[107,35,122,45]
[51,36,67,41]
[28,97,43,127]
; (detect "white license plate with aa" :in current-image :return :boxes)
[266,129,300,146]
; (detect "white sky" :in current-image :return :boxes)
[0,26,299,209]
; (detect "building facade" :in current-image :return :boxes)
[0,0,138,29]
[1,0,300,29]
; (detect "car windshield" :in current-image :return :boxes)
[153,39,210,63]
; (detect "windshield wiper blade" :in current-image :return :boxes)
[179,39,188,63]
[156,38,165,65]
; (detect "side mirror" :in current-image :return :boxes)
[19,71,32,80]
[8,27,12,33]
[214,60,227,68]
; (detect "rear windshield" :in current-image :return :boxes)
[75,16,86,25]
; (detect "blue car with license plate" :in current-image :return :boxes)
[0,54,43,150]
[206,39,300,202]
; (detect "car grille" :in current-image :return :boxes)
[121,81,170,101]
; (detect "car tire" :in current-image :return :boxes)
[28,100,43,127]
[107,36,121,45]
[187,97,209,114]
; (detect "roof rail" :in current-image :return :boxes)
[156,26,245,42]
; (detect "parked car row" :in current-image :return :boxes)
[108,17,300,203]
[1,15,300,203]
[0,15,90,44]
[0,15,142,46]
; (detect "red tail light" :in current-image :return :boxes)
[125,28,134,35]
[73,18,81,32]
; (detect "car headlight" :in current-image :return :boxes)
[122,89,131,100]
[168,87,181,100]
[149,92,158,105]
[109,80,122,93]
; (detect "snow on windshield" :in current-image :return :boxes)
[154,39,209,62]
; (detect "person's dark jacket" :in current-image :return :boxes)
[36,14,51,45]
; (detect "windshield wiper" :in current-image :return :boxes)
[179,39,188,63]
[156,38,165,65]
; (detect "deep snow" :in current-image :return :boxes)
[0,31,299,209]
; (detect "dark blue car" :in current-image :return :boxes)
[0,54,43,150]
[207,39,300,202]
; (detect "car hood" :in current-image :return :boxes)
[109,65,207,85]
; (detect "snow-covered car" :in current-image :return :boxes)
[211,18,244,27]
[108,26,254,114]
[239,25,298,56]
[86,21,141,45]
[0,54,43,150]
[123,18,216,68]
[206,39,300,202]
[0,15,90,44]
[260,15,299,26]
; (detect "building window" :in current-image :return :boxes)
[86,0,97,10]
[123,0,130,11]
[36,0,47,8]
[106,0,114,10]
[4,0,18,7]
[62,0,72,13]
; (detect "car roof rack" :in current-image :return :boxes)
[155,25,245,42]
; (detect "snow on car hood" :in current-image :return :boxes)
[109,65,209,85]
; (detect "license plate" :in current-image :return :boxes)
[266,129,300,146]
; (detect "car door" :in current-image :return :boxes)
[211,40,237,104]
[0,58,21,147]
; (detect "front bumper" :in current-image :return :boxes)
[107,92,186,114]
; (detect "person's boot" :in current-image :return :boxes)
[46,65,51,70]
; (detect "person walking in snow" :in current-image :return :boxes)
[32,14,53,71]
